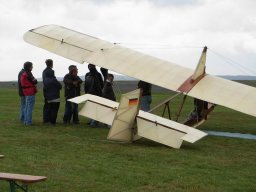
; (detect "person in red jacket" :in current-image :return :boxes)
[20,61,37,126]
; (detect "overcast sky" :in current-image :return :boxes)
[1,0,256,81]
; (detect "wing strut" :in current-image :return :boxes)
[175,95,188,122]
[149,92,182,120]
[149,92,182,113]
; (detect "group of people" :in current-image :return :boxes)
[18,60,119,126]
[18,59,152,126]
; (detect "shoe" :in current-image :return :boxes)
[63,121,70,125]
[90,122,99,128]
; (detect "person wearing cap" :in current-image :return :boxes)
[84,64,104,127]
[43,69,62,125]
[63,65,82,124]
[84,64,104,96]
[18,64,25,122]
[42,59,54,123]
[20,61,38,126]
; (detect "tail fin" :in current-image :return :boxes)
[177,46,207,93]
[191,46,207,82]
[107,89,141,142]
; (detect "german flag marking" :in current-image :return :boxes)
[128,98,138,106]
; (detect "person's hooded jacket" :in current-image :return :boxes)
[44,70,62,101]
[20,62,38,96]
[84,64,103,96]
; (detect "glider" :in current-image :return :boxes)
[23,25,256,148]
[69,90,207,149]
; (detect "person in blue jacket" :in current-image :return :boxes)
[44,69,62,125]
[42,59,54,123]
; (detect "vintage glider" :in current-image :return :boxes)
[23,25,256,148]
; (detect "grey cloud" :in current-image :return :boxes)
[1,0,256,81]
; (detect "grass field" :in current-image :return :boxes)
[0,87,255,192]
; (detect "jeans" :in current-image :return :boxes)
[63,101,79,123]
[24,95,35,125]
[20,96,26,121]
[140,95,152,112]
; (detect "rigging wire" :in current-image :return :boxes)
[116,43,204,50]
[208,48,256,75]
[103,42,256,76]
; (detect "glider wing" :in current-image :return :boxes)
[23,25,192,91]
[24,25,256,117]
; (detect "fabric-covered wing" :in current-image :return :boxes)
[69,94,119,125]
[137,111,207,149]
[188,75,256,117]
[23,25,193,91]
[24,25,256,117]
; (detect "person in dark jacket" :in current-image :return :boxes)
[42,59,54,123]
[138,80,152,112]
[100,67,108,84]
[44,70,62,125]
[84,64,104,127]
[84,64,104,96]
[18,64,25,122]
[63,65,82,124]
[20,61,38,126]
[102,74,116,101]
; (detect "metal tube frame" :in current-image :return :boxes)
[9,180,28,192]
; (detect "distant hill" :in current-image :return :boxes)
[219,75,256,80]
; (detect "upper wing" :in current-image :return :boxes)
[24,25,256,117]
[23,25,193,91]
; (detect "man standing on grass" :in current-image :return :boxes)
[63,65,82,124]
[84,64,104,127]
[18,64,25,122]
[44,69,62,125]
[20,61,38,126]
[138,80,152,112]
[102,73,116,101]
[42,59,54,123]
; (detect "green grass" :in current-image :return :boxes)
[0,88,256,191]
